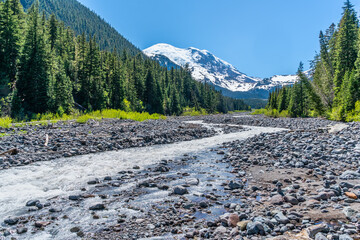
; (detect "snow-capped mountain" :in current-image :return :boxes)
[143,43,305,99]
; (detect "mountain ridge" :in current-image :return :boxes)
[144,43,305,99]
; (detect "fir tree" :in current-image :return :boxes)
[0,0,22,84]
[333,0,358,104]
[16,2,50,114]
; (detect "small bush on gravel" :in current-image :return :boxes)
[0,117,12,128]
[182,107,208,116]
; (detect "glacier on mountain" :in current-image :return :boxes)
[143,43,307,99]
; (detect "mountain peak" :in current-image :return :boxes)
[143,43,302,99]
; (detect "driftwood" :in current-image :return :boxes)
[0,148,19,156]
[44,134,49,146]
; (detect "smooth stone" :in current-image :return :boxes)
[228,213,240,227]
[274,212,289,224]
[16,227,27,234]
[173,186,188,195]
[237,220,251,231]
[26,199,40,207]
[89,204,105,211]
[306,223,328,239]
[246,221,265,236]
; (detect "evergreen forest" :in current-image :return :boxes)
[0,0,249,120]
[266,0,360,121]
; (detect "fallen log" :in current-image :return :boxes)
[0,148,19,156]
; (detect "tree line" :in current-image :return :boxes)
[266,0,360,121]
[0,0,249,119]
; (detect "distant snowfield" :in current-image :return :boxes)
[143,43,308,95]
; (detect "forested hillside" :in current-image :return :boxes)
[266,0,360,121]
[0,0,249,120]
[19,0,141,55]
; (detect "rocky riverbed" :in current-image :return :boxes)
[1,114,360,240]
[0,118,244,170]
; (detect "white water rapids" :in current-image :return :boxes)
[0,122,285,239]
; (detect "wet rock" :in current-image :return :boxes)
[70,227,81,233]
[154,166,169,172]
[199,201,209,208]
[229,181,242,190]
[49,207,62,213]
[35,221,51,228]
[186,178,199,186]
[26,199,40,207]
[172,186,188,195]
[87,179,99,185]
[103,176,112,181]
[16,227,27,234]
[89,204,105,211]
[69,195,82,201]
[4,218,19,225]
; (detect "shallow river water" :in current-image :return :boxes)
[0,122,285,239]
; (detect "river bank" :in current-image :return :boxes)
[1,114,360,240]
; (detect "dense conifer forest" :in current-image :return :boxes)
[266,0,360,121]
[0,0,249,120]
[19,0,141,55]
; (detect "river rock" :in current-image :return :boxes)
[340,170,360,180]
[339,234,354,240]
[284,195,299,205]
[228,213,240,227]
[237,220,251,231]
[306,223,329,238]
[214,226,227,234]
[246,221,265,235]
[343,207,358,218]
[16,227,27,234]
[89,204,105,211]
[4,218,19,225]
[344,192,357,199]
[275,212,289,224]
[26,199,40,207]
[172,186,188,195]
[69,195,82,201]
[315,232,328,240]
[229,181,242,190]
[186,178,199,185]
[270,194,284,205]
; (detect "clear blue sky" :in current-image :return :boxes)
[77,0,360,78]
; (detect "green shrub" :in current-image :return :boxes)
[76,114,94,124]
[0,117,13,128]
[251,109,267,115]
[182,107,207,116]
